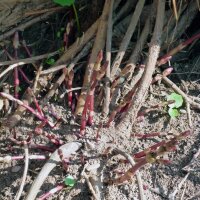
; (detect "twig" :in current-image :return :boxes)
[38,184,65,200]
[33,65,43,93]
[24,7,63,16]
[0,9,64,41]
[0,154,46,163]
[0,51,59,80]
[22,40,39,70]
[110,0,145,80]
[0,92,55,127]
[0,50,59,66]
[116,0,166,136]
[180,181,187,200]
[114,148,146,200]
[82,172,99,200]
[186,101,192,128]
[40,64,67,75]
[158,32,200,66]
[172,0,179,21]
[15,143,29,200]
[103,0,114,116]
[60,87,84,99]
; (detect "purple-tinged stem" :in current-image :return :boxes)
[0,92,54,127]
[133,141,166,158]
[67,70,74,108]
[38,184,65,200]
[132,132,161,139]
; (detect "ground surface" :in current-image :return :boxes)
[0,78,200,200]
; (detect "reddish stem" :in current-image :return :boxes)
[158,32,200,66]
[80,95,89,135]
[14,67,19,99]
[80,59,108,133]
[38,184,65,200]
[111,158,147,184]
[35,127,63,146]
[132,132,161,139]
[12,155,47,160]
[67,70,74,108]
[133,141,166,158]
[0,92,54,127]
[29,144,55,152]
[22,40,32,57]
[18,68,32,84]
[87,91,94,126]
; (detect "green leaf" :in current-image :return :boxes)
[56,31,61,38]
[64,175,75,187]
[46,58,55,65]
[59,47,65,53]
[16,86,22,92]
[167,92,183,108]
[53,0,75,6]
[168,107,180,118]
[61,27,65,32]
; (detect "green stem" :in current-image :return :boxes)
[72,3,81,35]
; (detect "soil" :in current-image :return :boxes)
[0,77,200,200]
[0,1,200,200]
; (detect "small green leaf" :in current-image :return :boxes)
[167,92,183,108]
[46,58,55,65]
[16,86,22,92]
[64,175,75,187]
[168,107,180,118]
[53,0,75,6]
[56,31,61,38]
[61,27,65,32]
[59,47,65,53]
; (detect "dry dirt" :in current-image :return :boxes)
[0,79,200,200]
